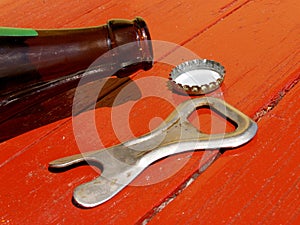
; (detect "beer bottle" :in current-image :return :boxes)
[0,17,153,123]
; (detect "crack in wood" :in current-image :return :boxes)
[254,75,300,122]
[141,151,221,224]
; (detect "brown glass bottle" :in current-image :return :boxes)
[0,17,153,123]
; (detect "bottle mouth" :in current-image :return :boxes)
[107,17,154,77]
[133,17,154,71]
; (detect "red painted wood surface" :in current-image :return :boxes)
[0,0,299,224]
[148,81,300,225]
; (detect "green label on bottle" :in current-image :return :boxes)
[0,27,38,37]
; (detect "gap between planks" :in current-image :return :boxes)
[142,150,222,225]
[179,0,253,47]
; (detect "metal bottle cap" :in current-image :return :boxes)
[169,59,225,95]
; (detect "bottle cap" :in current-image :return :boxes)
[169,59,225,95]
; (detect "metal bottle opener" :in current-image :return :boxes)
[49,97,257,208]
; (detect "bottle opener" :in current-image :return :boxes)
[49,97,257,208]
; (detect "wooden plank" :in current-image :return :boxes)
[1,1,253,223]
[0,0,299,224]
[182,0,300,116]
[147,82,300,225]
[0,0,251,41]
[0,0,108,27]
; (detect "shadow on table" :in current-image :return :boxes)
[0,76,142,142]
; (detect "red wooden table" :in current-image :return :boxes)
[0,0,299,224]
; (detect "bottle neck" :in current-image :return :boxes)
[0,17,153,95]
